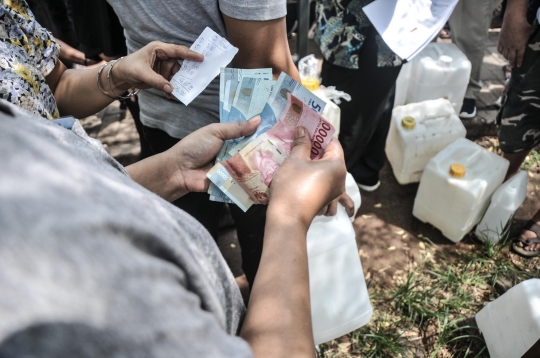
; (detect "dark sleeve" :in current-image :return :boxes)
[66,0,127,57]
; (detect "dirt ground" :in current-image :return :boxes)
[353,148,540,281]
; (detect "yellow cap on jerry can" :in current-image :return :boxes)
[449,163,466,178]
[401,116,416,129]
[301,78,320,91]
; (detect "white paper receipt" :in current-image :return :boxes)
[363,0,458,61]
[171,27,238,105]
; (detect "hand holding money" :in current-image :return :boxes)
[208,93,335,211]
[268,127,347,227]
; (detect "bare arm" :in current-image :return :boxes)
[54,38,98,66]
[241,131,347,357]
[498,0,532,67]
[46,41,203,118]
[222,15,300,81]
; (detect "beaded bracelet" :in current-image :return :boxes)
[107,57,140,100]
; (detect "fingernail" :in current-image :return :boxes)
[295,126,306,138]
[163,83,172,92]
[248,116,261,124]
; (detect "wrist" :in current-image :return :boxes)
[108,58,131,92]
[163,149,190,201]
[267,200,314,233]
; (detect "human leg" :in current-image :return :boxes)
[320,26,401,186]
[503,151,531,181]
[229,205,267,287]
[449,0,497,116]
[353,83,396,187]
[497,22,540,256]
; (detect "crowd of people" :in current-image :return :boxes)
[0,0,538,356]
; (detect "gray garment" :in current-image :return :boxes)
[107,0,286,139]
[449,0,497,98]
[0,100,252,358]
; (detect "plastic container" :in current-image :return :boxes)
[386,98,466,184]
[299,54,320,81]
[476,279,540,358]
[299,54,350,138]
[406,43,471,114]
[413,138,509,242]
[313,87,343,138]
[394,60,413,108]
[307,173,372,345]
[475,171,528,243]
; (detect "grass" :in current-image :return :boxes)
[521,150,540,173]
[319,234,539,357]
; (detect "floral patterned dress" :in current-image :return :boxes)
[314,0,402,69]
[0,0,60,119]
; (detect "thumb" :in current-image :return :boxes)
[212,116,261,140]
[139,70,173,94]
[288,126,312,160]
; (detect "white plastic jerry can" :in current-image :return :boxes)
[475,170,528,243]
[476,279,540,358]
[385,98,466,185]
[406,43,471,114]
[307,173,372,345]
[413,138,509,242]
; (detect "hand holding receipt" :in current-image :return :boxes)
[171,27,238,105]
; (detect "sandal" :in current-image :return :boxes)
[512,221,540,258]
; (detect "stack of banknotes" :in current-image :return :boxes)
[207,69,334,211]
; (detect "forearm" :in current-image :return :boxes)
[53,62,129,118]
[125,150,186,202]
[223,16,301,82]
[241,207,314,358]
[56,38,86,65]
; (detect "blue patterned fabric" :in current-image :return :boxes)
[314,0,403,69]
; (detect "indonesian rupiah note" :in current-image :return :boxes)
[212,68,273,202]
[226,72,326,158]
[220,68,272,123]
[207,93,335,211]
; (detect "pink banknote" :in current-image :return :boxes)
[212,93,336,206]
[266,93,335,160]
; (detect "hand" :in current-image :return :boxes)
[170,116,261,195]
[498,10,533,67]
[268,127,347,228]
[318,192,355,217]
[112,41,204,99]
[82,58,99,66]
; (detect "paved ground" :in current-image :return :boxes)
[80,29,540,288]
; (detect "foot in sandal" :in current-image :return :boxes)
[512,218,540,258]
